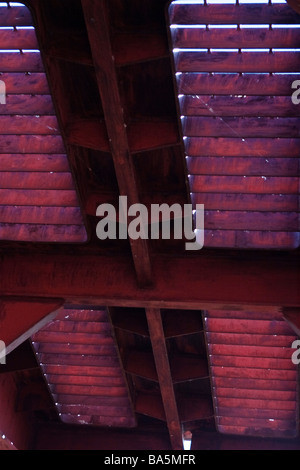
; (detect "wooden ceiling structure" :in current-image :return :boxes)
[0,0,300,451]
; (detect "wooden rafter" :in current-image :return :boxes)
[81,0,152,287]
[145,308,183,450]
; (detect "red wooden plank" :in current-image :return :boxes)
[0,224,87,243]
[0,5,33,26]
[177,72,300,96]
[43,319,112,334]
[60,413,135,427]
[169,3,300,25]
[0,206,83,224]
[0,51,44,72]
[0,116,59,134]
[204,210,298,231]
[0,73,50,94]
[57,403,132,416]
[190,176,298,194]
[217,424,297,438]
[213,366,297,382]
[175,51,300,73]
[0,172,73,189]
[53,395,131,407]
[35,342,116,356]
[172,26,300,49]
[50,384,128,397]
[0,136,65,153]
[204,230,300,250]
[216,397,296,411]
[186,137,300,157]
[203,230,300,249]
[55,309,108,323]
[187,157,298,177]
[0,154,68,171]
[210,355,295,370]
[1,95,55,114]
[38,353,120,367]
[205,318,295,335]
[0,27,38,49]
[0,189,79,206]
[218,416,296,431]
[207,332,296,347]
[33,330,114,345]
[209,343,294,359]
[48,375,125,388]
[192,193,299,212]
[205,310,284,320]
[42,366,124,381]
[183,117,300,138]
[217,405,296,420]
[180,95,300,117]
[213,377,296,391]
[216,387,296,401]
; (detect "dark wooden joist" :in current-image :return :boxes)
[0,251,299,309]
[81,0,152,287]
[145,308,183,450]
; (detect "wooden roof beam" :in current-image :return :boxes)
[81,0,152,288]
[145,308,183,450]
[0,251,299,309]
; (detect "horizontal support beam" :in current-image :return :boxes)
[0,251,299,309]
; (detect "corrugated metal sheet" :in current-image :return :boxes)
[204,310,299,439]
[31,308,136,427]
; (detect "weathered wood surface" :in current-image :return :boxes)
[32,308,136,428]
[204,310,298,439]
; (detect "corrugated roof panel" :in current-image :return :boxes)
[168,0,300,249]
[31,308,136,428]
[0,3,87,243]
[204,310,299,439]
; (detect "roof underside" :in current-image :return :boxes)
[0,0,299,451]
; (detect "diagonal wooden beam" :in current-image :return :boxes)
[81,0,152,287]
[145,308,183,450]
